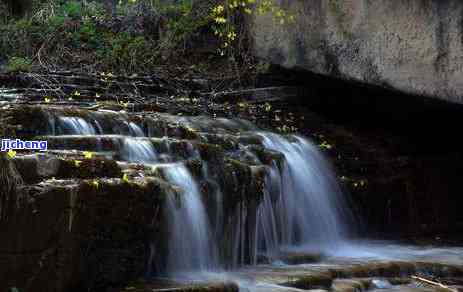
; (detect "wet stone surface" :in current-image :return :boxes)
[0,101,341,291]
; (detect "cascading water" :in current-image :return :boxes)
[48,110,352,275]
[58,116,96,135]
[128,122,145,136]
[162,163,219,274]
[115,129,216,274]
[121,138,157,163]
[256,133,351,256]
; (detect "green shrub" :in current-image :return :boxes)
[6,56,32,73]
[72,20,101,49]
[0,0,222,72]
[59,0,83,19]
[97,33,156,72]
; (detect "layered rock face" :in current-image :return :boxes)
[252,0,463,103]
[0,104,300,291]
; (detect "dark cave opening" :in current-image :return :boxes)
[258,65,463,240]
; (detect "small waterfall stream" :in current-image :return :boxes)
[58,116,97,135]
[257,133,350,254]
[163,164,219,273]
[121,138,158,163]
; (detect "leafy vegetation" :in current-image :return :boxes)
[210,0,295,55]
[5,56,32,73]
[0,0,293,74]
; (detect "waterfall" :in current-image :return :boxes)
[49,110,351,275]
[58,117,96,135]
[121,138,157,163]
[163,164,218,274]
[129,122,145,137]
[256,133,350,256]
[151,130,353,280]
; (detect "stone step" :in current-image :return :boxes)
[11,148,272,209]
[212,86,308,104]
[41,135,192,162]
[278,262,463,291]
[114,280,239,292]
[11,151,208,184]
[39,134,278,165]
[12,153,123,184]
[5,105,260,138]
[258,251,324,265]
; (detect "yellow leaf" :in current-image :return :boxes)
[119,100,129,108]
[91,180,99,189]
[83,151,93,159]
[7,149,16,159]
[74,160,82,167]
[122,173,129,183]
[319,141,333,150]
[44,97,51,103]
[264,103,272,112]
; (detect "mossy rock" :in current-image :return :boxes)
[416,262,463,278]
[58,157,122,179]
[237,134,263,146]
[184,158,203,179]
[331,279,368,292]
[247,145,285,166]
[333,262,417,278]
[7,105,52,138]
[278,251,324,265]
[196,142,225,163]
[198,133,239,151]
[282,272,333,290]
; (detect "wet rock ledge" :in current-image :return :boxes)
[0,103,279,292]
